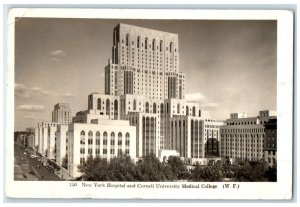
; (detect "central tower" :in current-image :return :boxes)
[105,23,186,100]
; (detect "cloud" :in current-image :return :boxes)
[60,92,76,98]
[200,102,219,108]
[49,49,66,62]
[15,83,51,99]
[17,105,45,112]
[50,49,66,57]
[185,93,205,102]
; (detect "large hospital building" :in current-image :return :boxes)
[32,23,276,178]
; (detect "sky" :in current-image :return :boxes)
[14,18,277,131]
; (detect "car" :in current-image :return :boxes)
[45,165,55,173]
[30,155,36,158]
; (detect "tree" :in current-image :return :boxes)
[167,156,188,180]
[108,154,141,181]
[233,159,269,181]
[78,155,109,181]
[190,162,224,182]
[137,153,167,181]
[264,164,277,182]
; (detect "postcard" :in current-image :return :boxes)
[5,8,293,199]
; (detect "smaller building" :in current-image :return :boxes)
[263,119,277,167]
[220,110,277,162]
[66,121,137,178]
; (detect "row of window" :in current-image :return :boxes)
[123,35,177,53]
[80,148,130,155]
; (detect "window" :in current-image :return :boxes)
[103,132,107,145]
[95,131,100,154]
[80,130,85,145]
[118,132,122,146]
[97,98,101,110]
[145,38,148,49]
[133,99,137,110]
[125,133,130,146]
[111,132,115,145]
[153,102,157,114]
[152,39,155,51]
[88,131,93,145]
[145,102,149,113]
[137,36,140,48]
[126,34,129,46]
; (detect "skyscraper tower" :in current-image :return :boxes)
[105,23,186,100]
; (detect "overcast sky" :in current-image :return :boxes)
[14,18,277,131]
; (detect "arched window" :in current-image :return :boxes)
[133,99,137,110]
[106,99,110,115]
[80,131,85,155]
[192,106,196,116]
[137,36,140,48]
[177,103,180,114]
[88,131,93,154]
[125,133,130,154]
[153,103,157,114]
[97,98,101,110]
[80,130,85,145]
[103,132,108,145]
[170,42,173,52]
[95,131,100,154]
[160,40,163,52]
[186,106,189,116]
[145,102,149,113]
[160,103,164,114]
[110,132,115,146]
[88,131,93,144]
[118,132,122,145]
[145,38,148,49]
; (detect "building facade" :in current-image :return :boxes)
[263,118,277,167]
[105,23,185,100]
[220,110,277,162]
[52,103,72,124]
[66,121,136,178]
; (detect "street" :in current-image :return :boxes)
[15,143,61,181]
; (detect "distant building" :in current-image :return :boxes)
[35,122,58,158]
[263,119,277,167]
[220,110,276,162]
[52,103,72,124]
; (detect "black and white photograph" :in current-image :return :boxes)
[5,9,293,199]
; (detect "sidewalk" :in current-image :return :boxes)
[54,167,70,180]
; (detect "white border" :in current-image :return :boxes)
[5,8,294,199]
